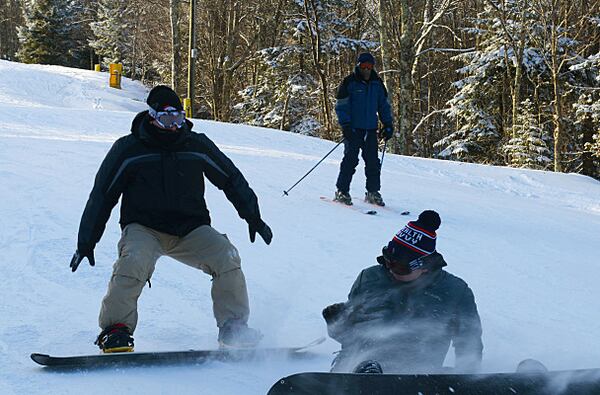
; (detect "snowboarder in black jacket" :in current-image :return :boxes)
[70,85,272,352]
[323,210,483,374]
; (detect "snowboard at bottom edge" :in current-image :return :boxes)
[31,337,326,368]
[267,368,600,395]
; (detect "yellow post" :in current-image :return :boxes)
[109,63,123,89]
[94,64,101,72]
[183,97,193,118]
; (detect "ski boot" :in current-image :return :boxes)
[218,320,263,349]
[95,323,134,353]
[365,191,385,206]
[353,360,383,374]
[334,190,353,206]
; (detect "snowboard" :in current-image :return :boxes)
[267,367,600,395]
[31,336,325,369]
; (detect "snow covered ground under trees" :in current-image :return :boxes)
[1,59,599,394]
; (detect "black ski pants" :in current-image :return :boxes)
[336,129,380,193]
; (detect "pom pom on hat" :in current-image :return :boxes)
[414,210,441,233]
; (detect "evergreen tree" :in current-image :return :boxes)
[295,0,378,136]
[503,99,552,169]
[233,46,322,136]
[572,49,600,178]
[67,0,97,69]
[17,0,73,65]
[435,55,502,162]
[233,0,377,136]
[292,0,377,55]
[436,0,553,165]
[89,0,132,68]
[0,0,23,60]
[574,91,600,178]
[434,3,508,162]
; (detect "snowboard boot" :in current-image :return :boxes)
[95,323,134,353]
[334,190,353,206]
[365,191,385,207]
[353,360,383,374]
[218,320,263,349]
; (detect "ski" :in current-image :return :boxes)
[358,197,410,216]
[320,196,410,216]
[367,204,410,216]
[31,336,326,369]
[320,196,377,215]
[267,367,600,395]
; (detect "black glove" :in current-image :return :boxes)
[341,126,354,141]
[379,125,393,141]
[322,302,346,324]
[70,248,96,272]
[248,219,273,245]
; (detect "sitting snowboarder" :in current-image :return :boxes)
[322,210,483,374]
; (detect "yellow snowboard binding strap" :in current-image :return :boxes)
[95,323,134,353]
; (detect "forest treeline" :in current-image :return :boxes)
[1,0,599,178]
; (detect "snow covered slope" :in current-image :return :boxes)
[1,59,599,394]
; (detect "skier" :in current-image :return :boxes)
[322,210,483,374]
[69,85,272,353]
[333,52,394,207]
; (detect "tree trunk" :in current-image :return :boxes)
[552,71,564,172]
[170,0,182,94]
[304,0,333,139]
[379,0,397,150]
[205,0,259,122]
[512,11,526,138]
[580,110,595,177]
[549,0,564,172]
[398,0,415,155]
[280,90,291,130]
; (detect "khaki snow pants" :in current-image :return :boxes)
[98,223,249,332]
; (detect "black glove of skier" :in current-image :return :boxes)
[70,248,96,272]
[379,125,394,141]
[248,219,273,245]
[341,126,354,141]
[322,302,346,324]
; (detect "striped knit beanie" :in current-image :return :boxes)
[383,210,441,269]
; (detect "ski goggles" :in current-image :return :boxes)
[359,62,374,70]
[148,106,186,129]
[382,253,427,275]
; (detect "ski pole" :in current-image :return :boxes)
[380,139,387,170]
[283,138,345,196]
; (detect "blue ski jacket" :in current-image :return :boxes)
[335,67,394,131]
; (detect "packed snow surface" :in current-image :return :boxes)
[1,59,599,394]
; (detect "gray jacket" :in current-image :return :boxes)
[326,253,483,373]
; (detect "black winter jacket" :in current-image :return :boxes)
[325,253,483,373]
[77,111,262,253]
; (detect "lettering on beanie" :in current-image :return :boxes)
[393,222,436,256]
